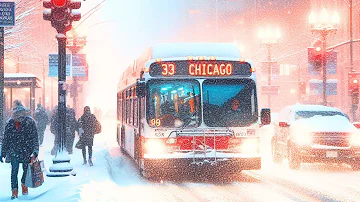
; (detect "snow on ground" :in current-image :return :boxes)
[0,118,130,202]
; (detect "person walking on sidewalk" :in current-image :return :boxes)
[0,102,39,200]
[77,106,99,166]
[65,106,77,154]
[34,103,49,146]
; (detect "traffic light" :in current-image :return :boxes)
[43,0,81,34]
[299,81,306,96]
[349,71,359,96]
[308,39,323,70]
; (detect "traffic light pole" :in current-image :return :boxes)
[47,33,74,177]
[267,44,272,109]
[321,35,327,106]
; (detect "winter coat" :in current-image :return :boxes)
[66,108,77,135]
[77,113,98,147]
[34,107,49,131]
[1,115,39,163]
[51,107,78,140]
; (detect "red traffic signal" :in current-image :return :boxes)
[348,71,359,96]
[308,39,324,70]
[53,0,67,8]
[43,0,82,33]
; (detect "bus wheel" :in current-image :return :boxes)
[288,144,301,170]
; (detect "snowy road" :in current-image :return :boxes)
[1,121,360,201]
[101,124,360,202]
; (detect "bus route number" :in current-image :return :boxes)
[150,119,161,127]
[161,63,176,76]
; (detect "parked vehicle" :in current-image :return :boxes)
[272,104,360,170]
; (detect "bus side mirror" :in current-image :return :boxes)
[260,108,271,125]
[136,81,146,98]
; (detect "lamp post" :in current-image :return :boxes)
[309,9,339,106]
[258,27,281,109]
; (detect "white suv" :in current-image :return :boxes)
[272,104,360,170]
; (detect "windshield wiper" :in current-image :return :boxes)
[181,110,198,130]
[166,110,198,139]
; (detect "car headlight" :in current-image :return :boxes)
[294,133,312,145]
[350,133,360,146]
[241,139,259,154]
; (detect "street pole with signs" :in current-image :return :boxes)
[0,2,15,137]
[43,0,81,177]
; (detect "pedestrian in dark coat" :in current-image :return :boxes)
[77,106,99,166]
[50,106,59,155]
[34,103,49,146]
[65,107,77,154]
[0,103,39,200]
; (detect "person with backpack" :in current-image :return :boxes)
[77,106,101,166]
[34,104,49,146]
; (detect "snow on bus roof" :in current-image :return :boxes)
[150,43,241,59]
[289,104,343,112]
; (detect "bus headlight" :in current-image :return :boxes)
[241,139,259,154]
[144,139,166,154]
[350,133,360,147]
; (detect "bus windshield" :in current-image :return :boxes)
[203,79,258,127]
[147,79,201,128]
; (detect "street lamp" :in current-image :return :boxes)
[308,8,339,106]
[258,26,281,109]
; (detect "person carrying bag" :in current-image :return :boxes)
[25,156,44,188]
[0,101,39,200]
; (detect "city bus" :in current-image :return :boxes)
[116,43,271,178]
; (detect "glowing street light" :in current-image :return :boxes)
[258,26,281,109]
[308,9,339,106]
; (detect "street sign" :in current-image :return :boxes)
[0,2,15,26]
[309,79,337,95]
[261,85,280,95]
[48,54,71,77]
[72,54,87,78]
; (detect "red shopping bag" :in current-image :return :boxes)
[25,158,44,188]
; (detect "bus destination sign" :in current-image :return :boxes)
[149,60,252,77]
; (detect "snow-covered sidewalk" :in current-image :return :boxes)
[0,124,118,202]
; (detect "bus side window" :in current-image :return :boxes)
[122,91,126,124]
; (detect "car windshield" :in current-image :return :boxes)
[295,110,346,120]
[202,79,258,127]
[146,79,201,128]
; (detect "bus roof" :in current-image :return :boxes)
[150,43,241,59]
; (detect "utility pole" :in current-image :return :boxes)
[0,27,4,136]
[267,44,272,109]
[42,59,46,107]
[67,34,86,117]
[349,0,357,121]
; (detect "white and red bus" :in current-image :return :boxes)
[116,43,271,178]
